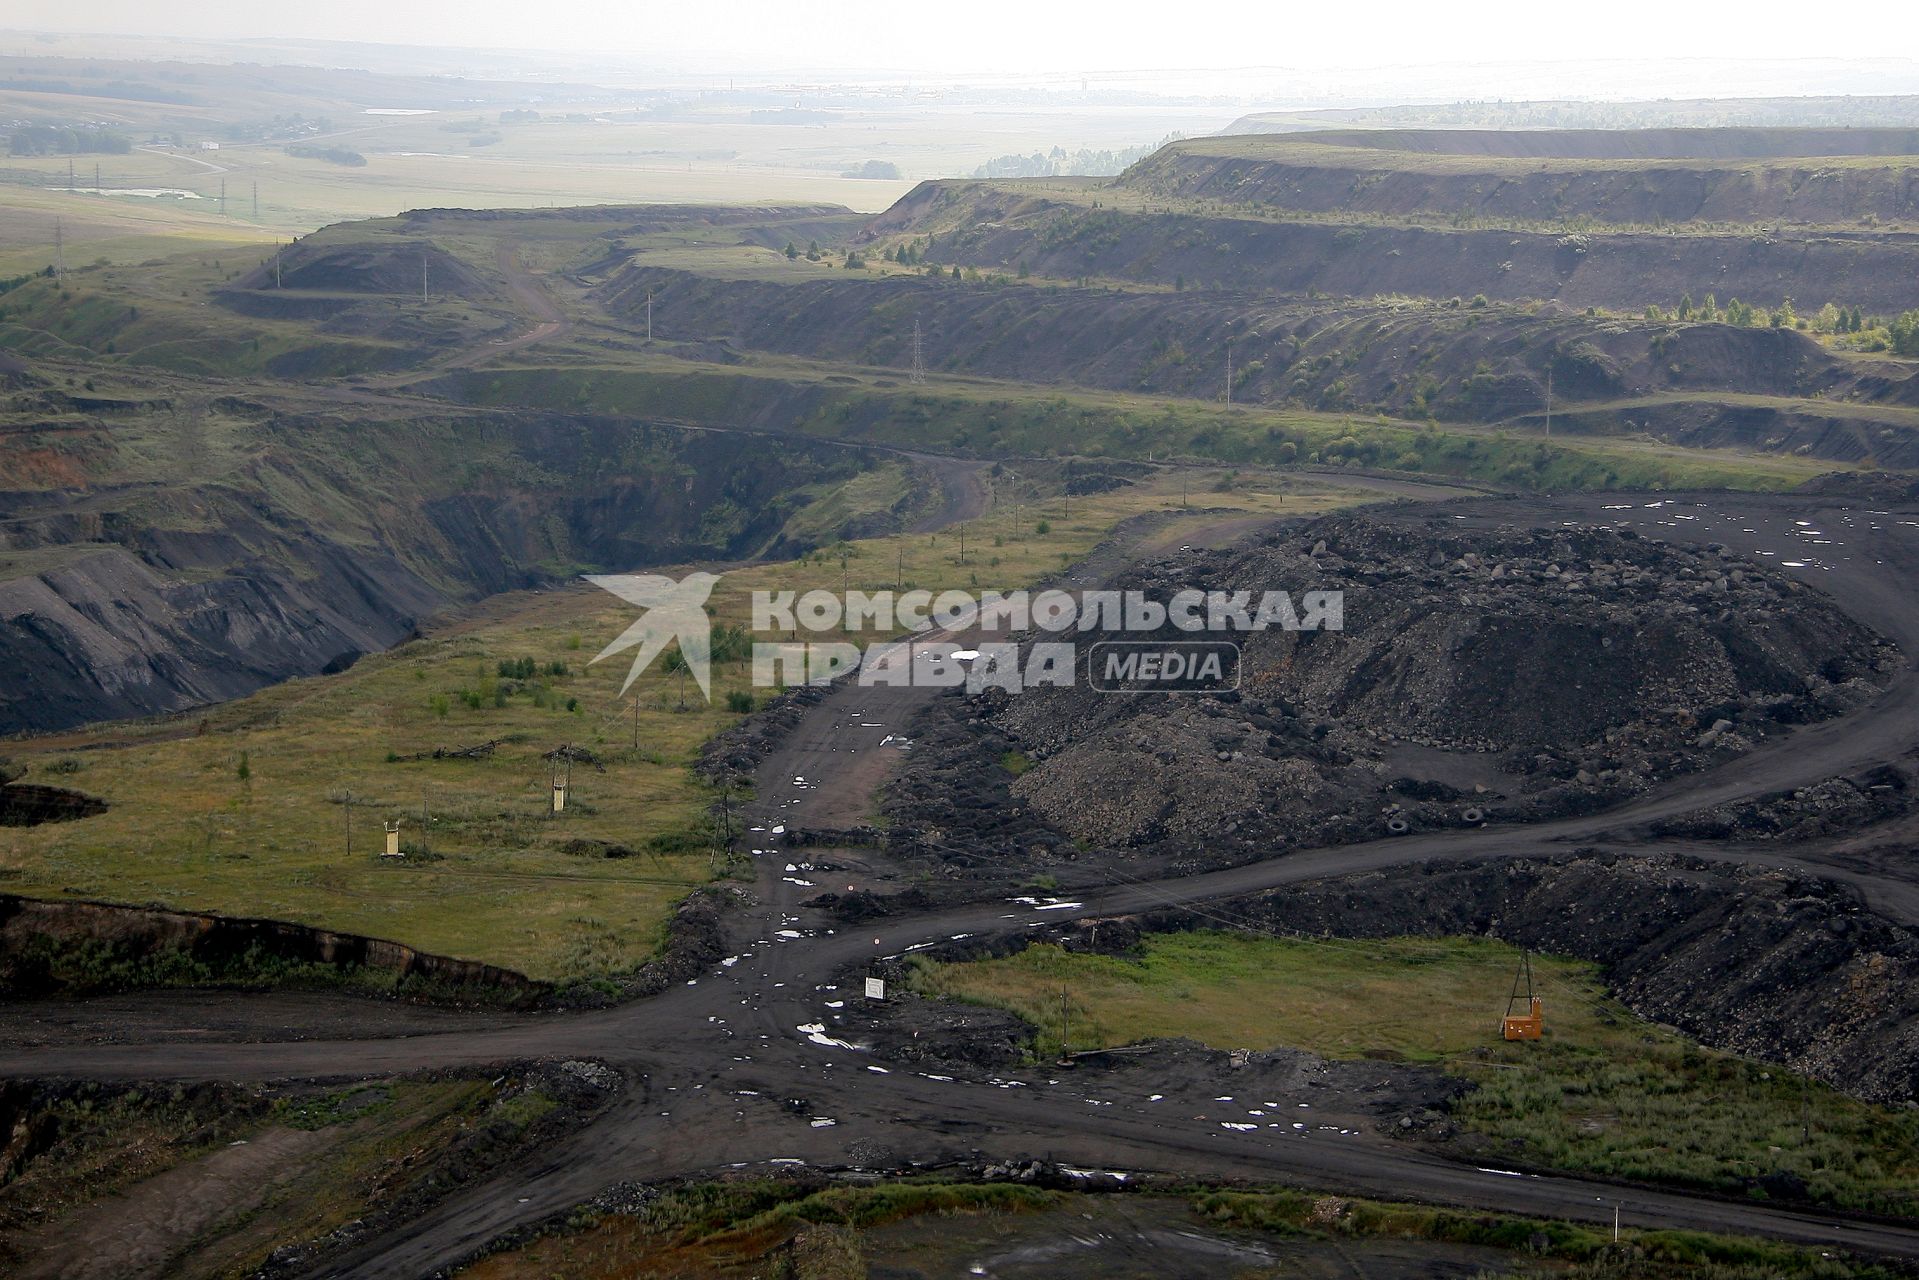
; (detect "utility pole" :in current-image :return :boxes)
[645,291,653,342]
[251,180,259,221]
[1057,985,1072,1064]
[1544,368,1552,438]
[343,788,352,859]
[1225,342,1233,408]
[67,157,75,188]
[910,318,926,384]
[958,522,966,564]
[219,178,227,217]
[93,162,100,194]
[1612,1203,1620,1243]
[275,244,283,289]
[422,253,429,304]
[53,217,65,280]
[896,543,903,590]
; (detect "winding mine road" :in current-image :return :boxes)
[6,486,1919,1276]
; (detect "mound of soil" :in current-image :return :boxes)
[0,782,106,826]
[238,240,499,299]
[903,512,1894,866]
[0,893,540,1001]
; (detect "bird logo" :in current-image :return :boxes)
[585,572,721,701]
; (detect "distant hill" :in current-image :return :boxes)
[1224,95,1919,135]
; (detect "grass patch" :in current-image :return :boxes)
[912,932,1919,1216]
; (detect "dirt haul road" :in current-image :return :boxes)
[7,488,1919,1277]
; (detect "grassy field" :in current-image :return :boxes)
[0,469,1362,981]
[913,933,1919,1217]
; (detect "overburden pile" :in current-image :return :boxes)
[924,512,1896,866]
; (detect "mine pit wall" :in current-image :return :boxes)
[1122,144,1919,226]
[1063,855,1918,1105]
[609,266,1919,465]
[869,182,1919,314]
[0,892,542,1002]
[0,416,884,735]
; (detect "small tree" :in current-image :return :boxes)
[784,241,798,260]
[1890,310,1919,357]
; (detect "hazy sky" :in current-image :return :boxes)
[9,0,1914,75]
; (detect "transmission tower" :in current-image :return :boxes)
[252,181,259,221]
[219,178,227,217]
[910,318,926,384]
[53,217,65,279]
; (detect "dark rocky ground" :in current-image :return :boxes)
[874,510,1899,889]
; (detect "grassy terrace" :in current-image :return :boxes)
[1161,132,1919,175]
[0,470,1360,981]
[444,354,1834,493]
[914,933,1919,1217]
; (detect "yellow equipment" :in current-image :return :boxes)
[1501,951,1545,1041]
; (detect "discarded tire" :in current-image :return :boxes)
[1385,816,1410,834]
[1461,807,1485,824]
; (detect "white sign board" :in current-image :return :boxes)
[864,977,886,1001]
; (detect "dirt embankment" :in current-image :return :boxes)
[608,264,1919,467]
[1083,853,1919,1105]
[0,893,542,1002]
[233,240,500,300]
[1123,131,1919,225]
[869,182,1919,314]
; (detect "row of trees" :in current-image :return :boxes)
[8,126,130,156]
[1644,293,1905,341]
